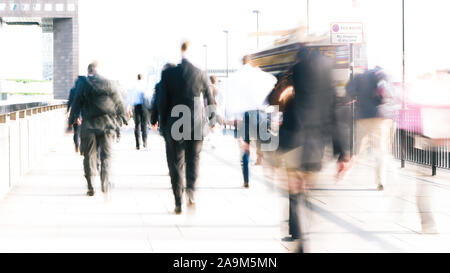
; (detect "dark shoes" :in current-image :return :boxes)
[75,146,79,153]
[282,235,300,242]
[377,184,384,191]
[136,139,147,150]
[243,182,249,188]
[87,188,95,196]
[186,189,195,205]
[174,205,182,215]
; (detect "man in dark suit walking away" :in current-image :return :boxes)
[159,41,216,214]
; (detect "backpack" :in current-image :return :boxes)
[83,76,118,119]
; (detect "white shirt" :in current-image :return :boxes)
[225,63,277,116]
[127,80,148,107]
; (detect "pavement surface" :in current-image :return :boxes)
[0,124,450,253]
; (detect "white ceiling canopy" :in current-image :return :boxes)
[1,17,42,25]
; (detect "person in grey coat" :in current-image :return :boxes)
[67,81,82,153]
[68,62,127,197]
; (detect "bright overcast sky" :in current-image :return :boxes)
[76,0,308,84]
[0,0,449,85]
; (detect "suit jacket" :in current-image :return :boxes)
[150,81,162,126]
[69,75,127,135]
[159,59,216,140]
[346,70,382,120]
[67,87,76,111]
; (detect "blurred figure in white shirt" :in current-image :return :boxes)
[127,74,149,150]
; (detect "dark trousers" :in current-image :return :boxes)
[133,104,147,148]
[238,110,263,184]
[164,133,203,207]
[73,123,80,151]
[289,194,303,238]
[289,193,309,253]
[81,131,113,192]
[242,140,250,183]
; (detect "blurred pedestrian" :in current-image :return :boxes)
[209,75,224,126]
[276,48,350,252]
[159,41,216,214]
[150,63,176,130]
[68,62,127,197]
[113,81,129,143]
[346,67,396,191]
[203,75,222,149]
[411,137,441,234]
[67,78,82,154]
[226,55,276,188]
[128,74,149,150]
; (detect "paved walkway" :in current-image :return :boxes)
[0,125,450,253]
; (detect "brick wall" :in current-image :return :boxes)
[53,17,78,99]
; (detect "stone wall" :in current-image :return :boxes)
[0,104,67,200]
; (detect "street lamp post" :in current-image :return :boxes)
[400,0,406,169]
[306,0,309,35]
[223,30,229,78]
[402,0,405,107]
[223,30,229,129]
[253,10,260,49]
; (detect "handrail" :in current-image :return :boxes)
[0,100,67,115]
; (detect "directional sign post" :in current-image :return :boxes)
[330,23,364,148]
[330,22,364,44]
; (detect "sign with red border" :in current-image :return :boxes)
[330,22,364,44]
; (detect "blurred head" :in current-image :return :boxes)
[210,75,217,85]
[372,66,388,82]
[295,47,310,63]
[242,55,251,65]
[181,41,190,57]
[137,74,143,81]
[87,61,98,75]
[163,63,175,71]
